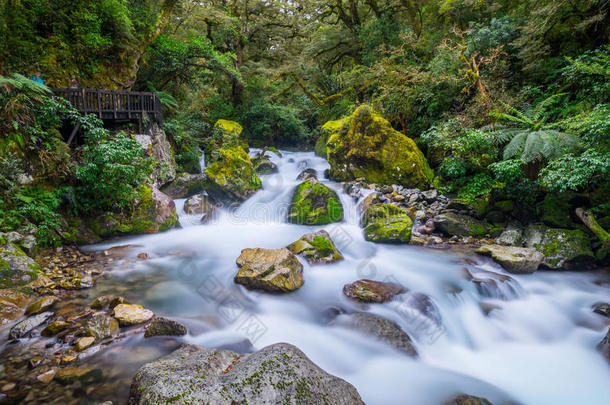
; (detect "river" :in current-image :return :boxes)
[75,150,610,404]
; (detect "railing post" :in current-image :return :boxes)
[112,92,117,119]
[82,89,87,115]
[97,90,102,118]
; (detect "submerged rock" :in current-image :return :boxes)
[330,312,417,356]
[144,317,187,338]
[461,268,520,300]
[75,336,95,351]
[323,105,434,188]
[183,194,217,223]
[204,146,262,202]
[287,178,343,225]
[113,304,154,326]
[9,311,53,339]
[598,327,610,362]
[84,312,120,340]
[444,394,493,405]
[128,343,364,405]
[361,203,413,243]
[288,230,343,264]
[343,279,406,303]
[476,245,544,274]
[524,225,596,269]
[55,367,103,384]
[25,296,58,315]
[160,173,205,199]
[434,212,490,238]
[234,248,304,292]
[41,320,70,336]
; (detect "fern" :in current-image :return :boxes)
[501,129,579,162]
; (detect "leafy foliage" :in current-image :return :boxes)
[540,150,610,193]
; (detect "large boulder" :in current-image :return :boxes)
[0,242,41,289]
[476,245,544,274]
[288,230,343,264]
[330,312,417,357]
[343,279,406,303]
[323,105,434,188]
[287,178,343,225]
[204,147,262,203]
[128,343,364,405]
[235,248,304,292]
[90,186,179,238]
[434,212,491,238]
[161,173,205,199]
[524,225,596,269]
[206,119,247,163]
[361,203,413,243]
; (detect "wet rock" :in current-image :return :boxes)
[147,123,177,188]
[84,313,120,340]
[358,192,381,213]
[343,279,406,303]
[55,367,103,384]
[9,311,52,339]
[144,317,187,338]
[183,194,217,223]
[324,105,433,188]
[253,157,278,175]
[330,312,417,357]
[287,178,343,225]
[434,212,490,238]
[41,320,70,336]
[137,253,149,260]
[462,268,520,301]
[113,304,154,326]
[524,225,596,269]
[598,327,610,362]
[160,173,204,199]
[234,248,304,293]
[128,343,364,405]
[476,245,544,274]
[36,368,57,384]
[75,336,95,351]
[444,394,493,405]
[361,204,413,243]
[297,168,317,181]
[421,189,438,201]
[593,302,610,318]
[288,230,343,264]
[109,296,128,309]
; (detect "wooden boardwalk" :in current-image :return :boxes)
[51,88,163,126]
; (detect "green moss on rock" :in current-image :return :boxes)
[287,179,343,225]
[204,146,262,202]
[323,105,434,188]
[361,204,412,243]
[524,224,596,269]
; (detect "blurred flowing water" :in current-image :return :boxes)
[81,150,610,405]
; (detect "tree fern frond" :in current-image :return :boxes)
[503,131,528,160]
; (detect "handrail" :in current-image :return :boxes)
[50,88,163,126]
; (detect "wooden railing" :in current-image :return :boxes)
[51,88,163,125]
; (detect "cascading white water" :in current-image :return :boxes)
[89,150,610,405]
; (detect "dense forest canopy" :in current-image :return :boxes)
[0,0,609,246]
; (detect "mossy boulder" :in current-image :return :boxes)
[314,132,328,157]
[90,186,179,238]
[434,212,491,238]
[252,154,278,175]
[206,119,247,163]
[361,203,413,243]
[234,248,304,293]
[287,178,343,225]
[128,343,364,404]
[524,225,596,269]
[204,146,262,203]
[323,105,434,188]
[288,230,343,264]
[476,245,544,274]
[0,243,40,289]
[160,173,205,199]
[25,296,58,315]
